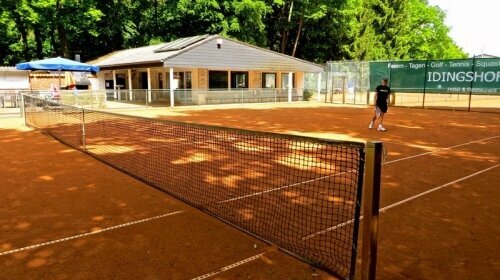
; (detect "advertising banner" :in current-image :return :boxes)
[369,58,500,93]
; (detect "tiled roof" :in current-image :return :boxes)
[89,34,324,72]
[88,35,214,67]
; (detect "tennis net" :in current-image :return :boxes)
[23,94,377,279]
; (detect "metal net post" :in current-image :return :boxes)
[361,141,382,280]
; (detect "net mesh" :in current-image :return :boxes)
[23,95,366,279]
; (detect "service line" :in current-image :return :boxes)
[303,163,499,240]
[0,210,183,257]
[191,253,265,280]
[218,135,499,204]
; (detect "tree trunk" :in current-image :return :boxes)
[33,25,44,59]
[280,0,294,54]
[12,10,30,60]
[291,14,303,57]
[56,0,70,58]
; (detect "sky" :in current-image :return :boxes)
[427,0,500,57]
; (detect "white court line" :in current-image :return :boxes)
[217,135,499,204]
[385,135,499,164]
[378,163,499,213]
[191,253,264,280]
[0,210,183,257]
[302,163,499,240]
[217,170,354,204]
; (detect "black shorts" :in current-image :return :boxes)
[376,103,388,113]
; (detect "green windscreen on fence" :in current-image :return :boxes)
[370,58,500,93]
[23,94,374,280]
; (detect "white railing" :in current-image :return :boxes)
[0,90,21,108]
[21,88,304,109]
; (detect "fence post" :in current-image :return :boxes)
[169,68,175,108]
[422,59,429,109]
[21,94,26,126]
[361,141,382,280]
[468,55,476,111]
[81,109,86,152]
[342,76,346,104]
[317,72,322,102]
[90,91,94,110]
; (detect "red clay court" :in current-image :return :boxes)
[1,101,499,279]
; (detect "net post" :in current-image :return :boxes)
[361,141,382,280]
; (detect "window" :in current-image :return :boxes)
[209,71,228,89]
[116,74,126,89]
[231,71,248,88]
[177,72,184,89]
[262,73,276,88]
[172,71,192,89]
[281,73,296,89]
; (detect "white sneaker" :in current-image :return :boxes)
[378,125,386,131]
[368,121,374,129]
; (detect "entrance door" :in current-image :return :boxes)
[105,79,114,100]
[141,72,148,89]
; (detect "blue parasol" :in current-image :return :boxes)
[16,57,99,91]
[16,57,99,72]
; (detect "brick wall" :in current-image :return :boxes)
[198,69,208,89]
[249,71,262,88]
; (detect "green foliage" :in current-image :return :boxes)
[348,0,466,60]
[0,0,466,65]
[302,88,314,101]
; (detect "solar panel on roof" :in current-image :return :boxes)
[154,35,210,53]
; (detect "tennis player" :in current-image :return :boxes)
[369,77,391,131]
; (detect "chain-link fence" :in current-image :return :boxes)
[304,62,371,105]
[326,61,370,105]
[0,90,22,116]
[321,59,500,112]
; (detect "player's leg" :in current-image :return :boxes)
[369,107,381,129]
[377,110,387,131]
[369,111,377,128]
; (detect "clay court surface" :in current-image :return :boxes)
[1,103,499,279]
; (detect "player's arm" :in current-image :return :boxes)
[386,87,391,106]
[374,86,380,106]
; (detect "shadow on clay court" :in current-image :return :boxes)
[1,125,338,279]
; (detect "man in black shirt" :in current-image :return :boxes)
[369,78,391,131]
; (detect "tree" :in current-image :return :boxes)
[347,0,466,60]
[0,0,465,65]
